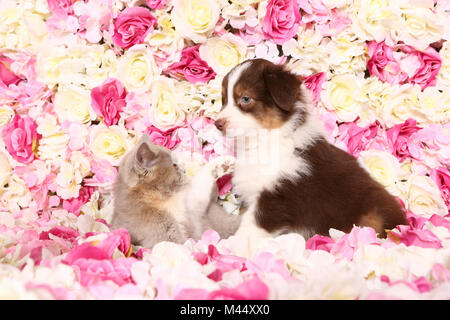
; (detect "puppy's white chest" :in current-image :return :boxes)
[232,143,309,205]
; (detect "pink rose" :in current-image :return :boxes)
[388,225,442,249]
[386,118,422,162]
[262,0,301,45]
[84,159,118,186]
[146,0,168,9]
[396,44,442,90]
[62,186,95,216]
[2,114,40,164]
[174,276,269,300]
[166,45,216,84]
[91,78,127,126]
[367,41,407,84]
[430,167,450,209]
[72,257,136,286]
[303,72,326,103]
[368,42,442,89]
[47,0,73,15]
[112,7,157,49]
[39,226,79,243]
[0,55,23,87]
[145,126,180,150]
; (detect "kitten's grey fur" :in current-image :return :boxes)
[111,134,241,249]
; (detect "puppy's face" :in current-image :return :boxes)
[215,59,303,136]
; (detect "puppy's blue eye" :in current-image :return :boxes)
[241,96,251,104]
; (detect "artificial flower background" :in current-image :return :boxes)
[0,0,449,299]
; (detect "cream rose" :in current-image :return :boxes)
[149,77,186,131]
[437,41,450,88]
[55,151,91,199]
[54,84,96,124]
[55,161,83,199]
[89,124,134,166]
[171,0,221,43]
[36,114,70,161]
[146,11,185,69]
[283,27,329,75]
[406,175,448,218]
[36,39,110,89]
[199,34,247,76]
[321,74,364,122]
[117,44,159,93]
[0,106,15,127]
[418,87,450,124]
[358,150,401,196]
[0,1,49,52]
[0,174,31,213]
[352,0,402,42]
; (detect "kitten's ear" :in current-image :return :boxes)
[135,142,156,169]
[263,66,301,112]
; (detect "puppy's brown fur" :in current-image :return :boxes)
[112,135,241,248]
[256,139,406,238]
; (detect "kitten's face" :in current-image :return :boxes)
[117,135,184,192]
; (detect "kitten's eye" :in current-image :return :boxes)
[241,96,251,104]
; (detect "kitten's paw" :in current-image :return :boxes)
[210,156,236,179]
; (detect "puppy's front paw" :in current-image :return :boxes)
[209,156,236,179]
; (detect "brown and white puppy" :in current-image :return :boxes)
[215,58,407,239]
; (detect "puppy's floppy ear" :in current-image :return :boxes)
[263,66,301,112]
[135,142,156,169]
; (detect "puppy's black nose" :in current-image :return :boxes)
[215,118,227,132]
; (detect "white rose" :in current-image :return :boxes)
[55,151,91,199]
[36,39,112,88]
[393,7,443,51]
[406,175,447,218]
[54,84,96,124]
[149,77,186,131]
[359,150,401,195]
[0,3,48,52]
[55,162,82,199]
[0,106,15,127]
[89,123,134,166]
[199,34,248,76]
[38,134,70,161]
[146,12,184,69]
[321,74,364,122]
[382,84,427,127]
[326,31,366,66]
[352,0,402,42]
[117,44,159,94]
[171,0,221,43]
[0,174,31,213]
[283,27,330,75]
[418,87,450,124]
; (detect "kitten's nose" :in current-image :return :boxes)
[215,118,227,132]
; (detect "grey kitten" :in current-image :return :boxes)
[111,134,241,249]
